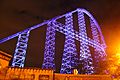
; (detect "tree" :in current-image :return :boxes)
[107,52,120,79]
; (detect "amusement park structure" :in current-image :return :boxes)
[0,8,107,74]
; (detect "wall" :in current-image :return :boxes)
[3,67,112,80]
[5,67,54,80]
[54,73,112,80]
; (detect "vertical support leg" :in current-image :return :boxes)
[12,30,30,67]
[60,13,78,74]
[78,11,94,74]
[90,19,106,73]
[42,22,56,70]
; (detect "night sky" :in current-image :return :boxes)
[0,0,120,72]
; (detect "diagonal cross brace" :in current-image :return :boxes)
[52,21,106,55]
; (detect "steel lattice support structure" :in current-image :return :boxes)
[78,11,94,74]
[12,29,30,67]
[90,19,106,72]
[0,8,107,74]
[42,22,56,70]
[60,13,79,74]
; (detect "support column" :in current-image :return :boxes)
[42,22,56,70]
[90,19,106,73]
[12,29,30,67]
[78,11,94,74]
[60,13,78,74]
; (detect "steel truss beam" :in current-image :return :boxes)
[78,11,94,74]
[0,8,107,74]
[42,22,56,69]
[60,13,79,74]
[12,29,30,67]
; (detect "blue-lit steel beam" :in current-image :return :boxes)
[0,8,107,74]
[0,8,106,48]
[53,21,104,51]
[60,13,79,74]
[42,22,56,70]
[78,11,94,74]
[90,18,106,73]
[12,29,30,67]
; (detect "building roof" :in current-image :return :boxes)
[0,50,12,61]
